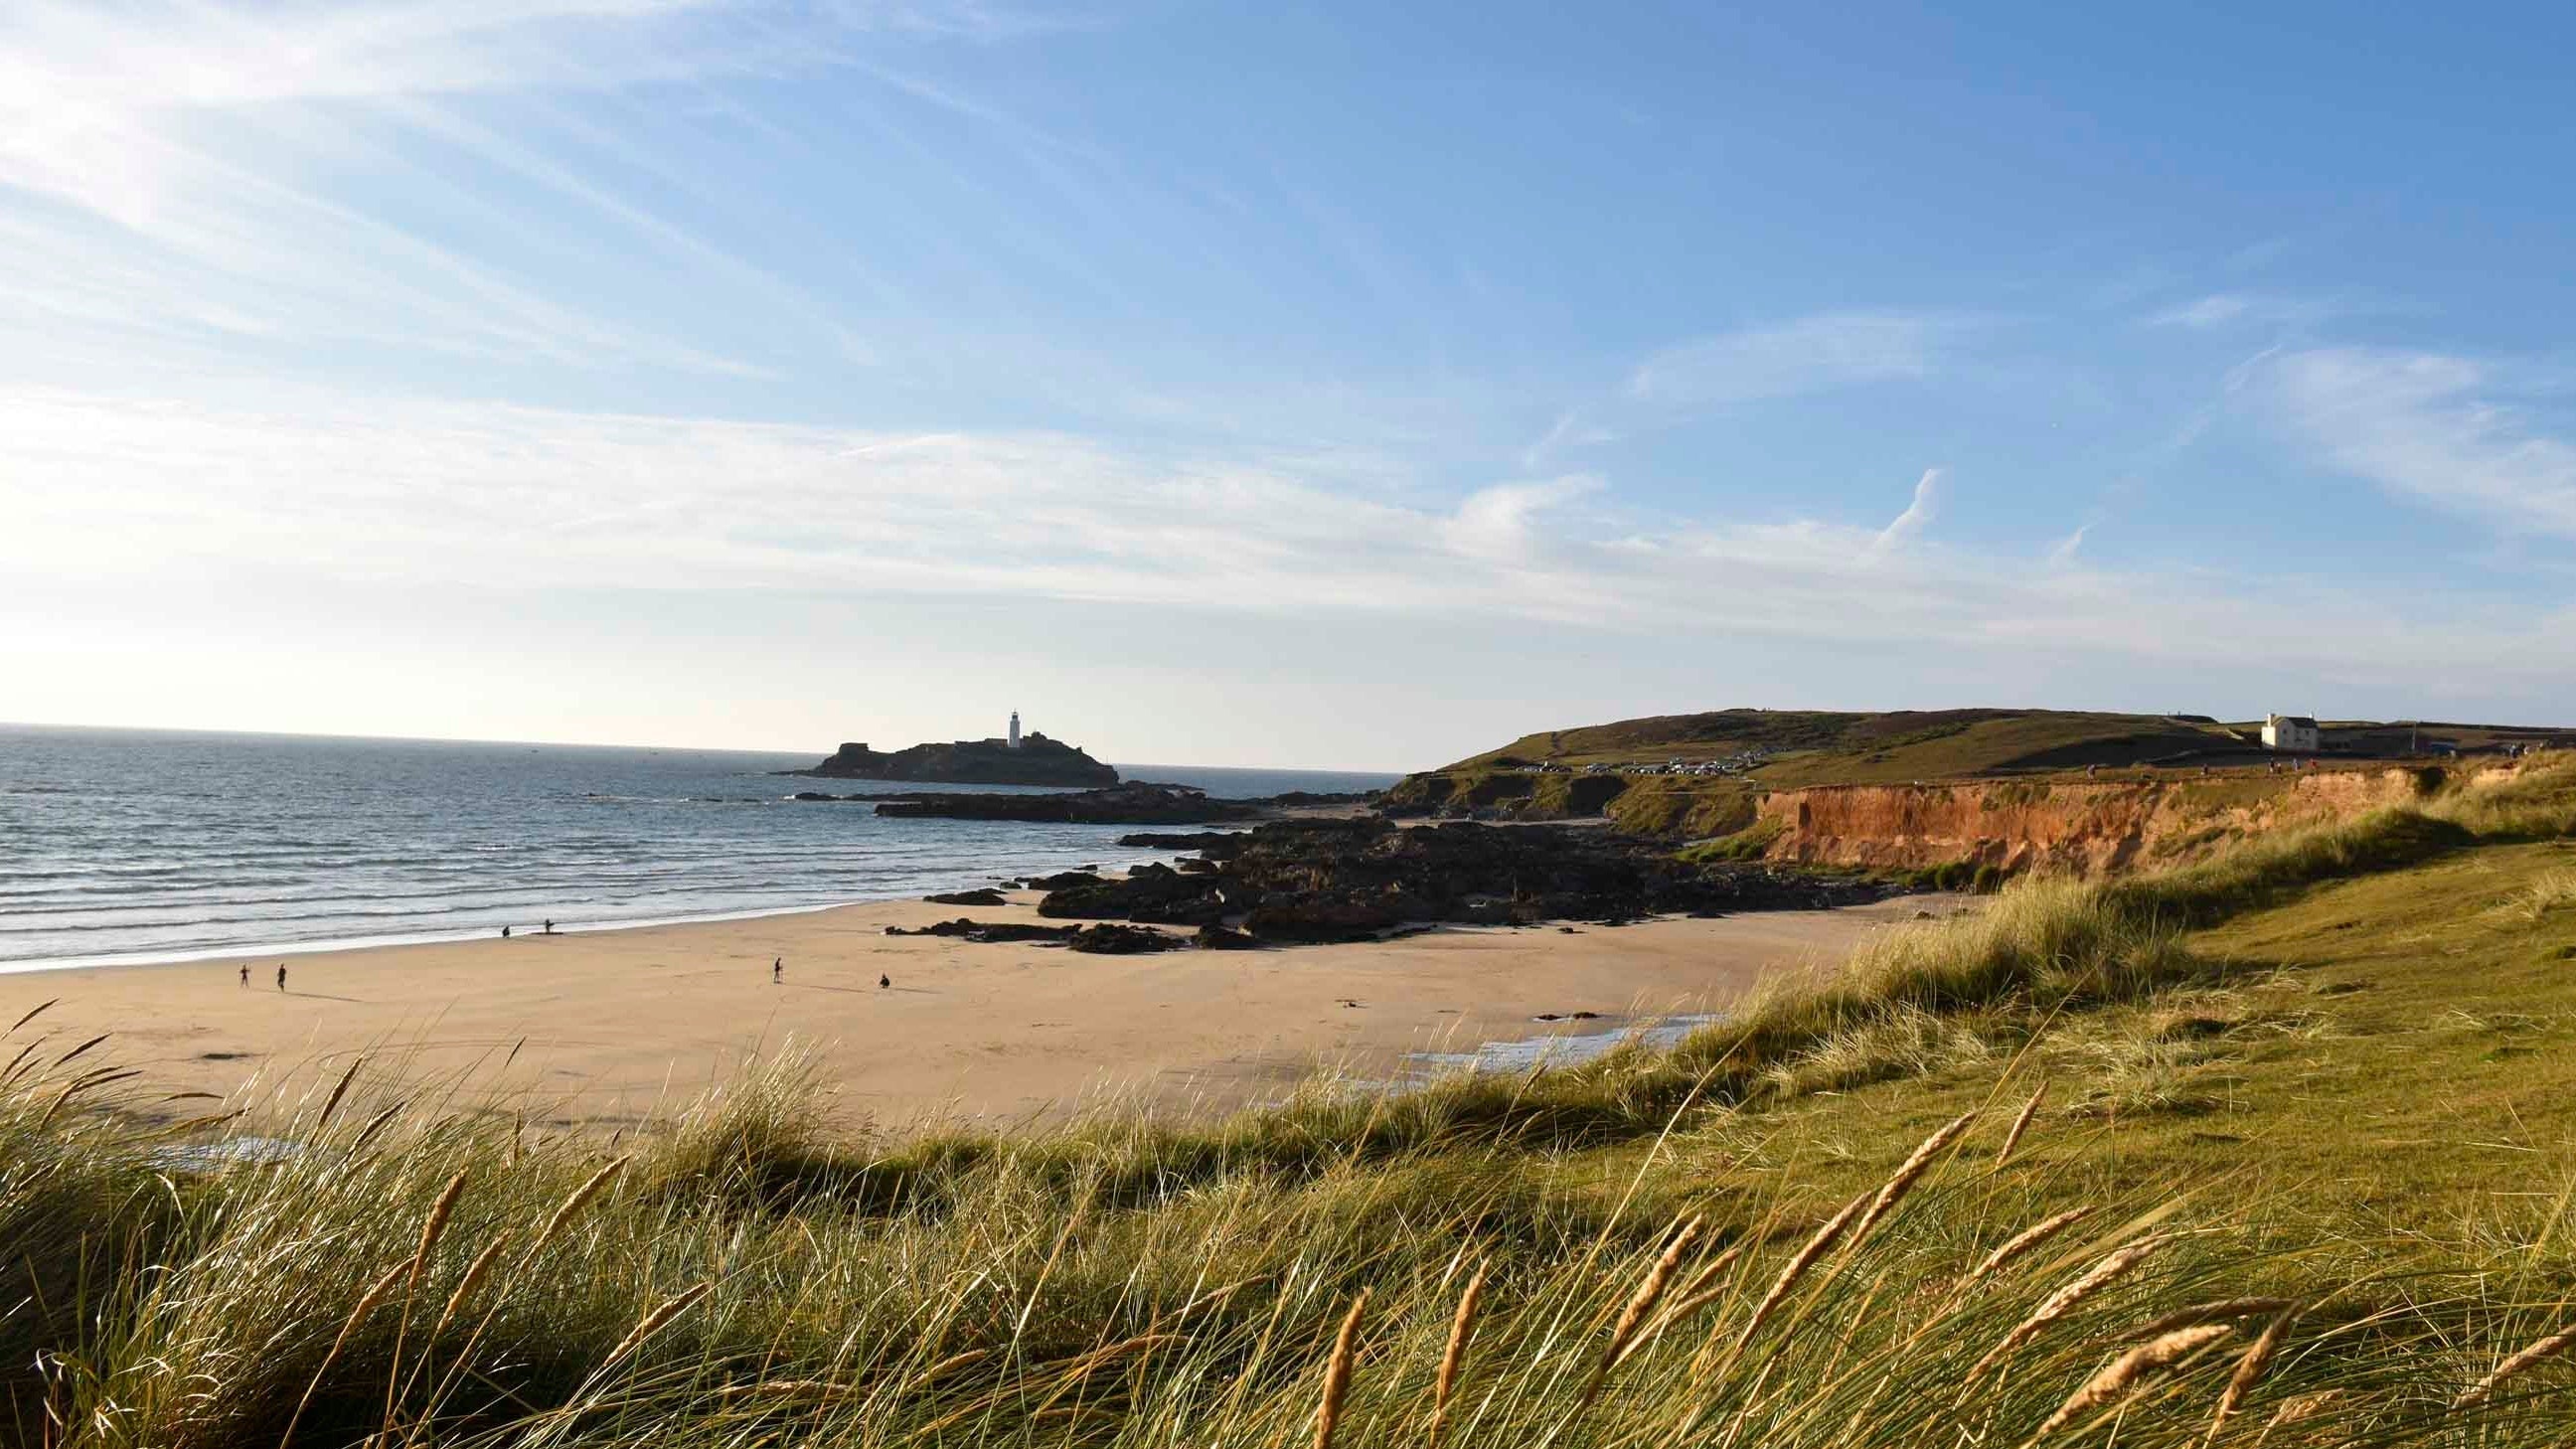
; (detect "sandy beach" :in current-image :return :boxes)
[4,892,1947,1133]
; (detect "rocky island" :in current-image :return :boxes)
[784,720,1118,788]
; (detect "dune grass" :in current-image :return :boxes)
[19,757,2576,1446]
[18,1034,2576,1449]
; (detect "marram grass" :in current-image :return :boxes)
[5,1037,2576,1449]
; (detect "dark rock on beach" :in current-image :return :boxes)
[1039,862,1232,926]
[924,887,1009,906]
[1065,922,1191,954]
[1036,817,1886,943]
[885,917,1080,943]
[1018,871,1107,890]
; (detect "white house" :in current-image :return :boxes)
[2261,714,2320,752]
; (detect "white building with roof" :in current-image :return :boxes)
[2261,714,2320,751]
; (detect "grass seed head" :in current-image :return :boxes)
[2453,1323,2576,1409]
[1970,1233,2170,1379]
[1429,1258,1487,1449]
[1853,1109,1978,1244]
[1316,1289,1368,1449]
[2211,1302,2301,1431]
[2030,1323,2231,1441]
[1996,1081,2048,1171]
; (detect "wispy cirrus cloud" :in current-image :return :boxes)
[1523,310,1969,468]
[1865,467,1944,560]
[1626,311,1965,410]
[5,384,2565,690]
[0,0,1056,377]
[2247,346,2576,538]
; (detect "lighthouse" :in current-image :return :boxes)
[1009,711,1022,749]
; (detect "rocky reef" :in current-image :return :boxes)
[1035,817,1886,943]
[788,732,1118,788]
[873,782,1259,825]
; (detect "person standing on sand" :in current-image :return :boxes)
[544,919,554,934]
[772,957,782,984]
[239,964,248,988]
[275,964,286,992]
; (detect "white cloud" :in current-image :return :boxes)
[2251,346,2576,537]
[0,0,1023,376]
[1438,476,1605,564]
[2147,294,2254,329]
[1866,467,1944,559]
[1626,311,1960,411]
[2045,523,2089,567]
[2144,291,2351,331]
[7,385,2568,692]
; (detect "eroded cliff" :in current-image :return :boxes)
[1748,767,2446,875]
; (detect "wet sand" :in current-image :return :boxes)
[2,893,1949,1133]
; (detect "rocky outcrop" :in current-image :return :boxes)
[790,732,1118,787]
[875,783,1259,825]
[923,887,1008,906]
[1014,871,1107,890]
[1038,817,1885,943]
[1115,831,1250,857]
[886,918,1080,943]
[881,917,1191,952]
[1065,923,1192,954]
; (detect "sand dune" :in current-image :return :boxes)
[5,893,1948,1132]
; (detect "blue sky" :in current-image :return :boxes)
[4,1,2574,769]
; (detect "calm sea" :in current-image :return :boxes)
[0,724,1398,972]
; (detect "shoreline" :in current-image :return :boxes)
[0,891,966,976]
[6,891,1952,1130]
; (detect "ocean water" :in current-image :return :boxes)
[0,724,1398,972]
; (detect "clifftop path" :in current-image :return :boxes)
[788,732,1119,788]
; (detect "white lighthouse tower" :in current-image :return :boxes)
[1009,711,1022,749]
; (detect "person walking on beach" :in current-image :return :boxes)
[501,924,511,939]
[772,957,782,984]
[239,964,248,988]
[544,919,554,935]
[275,964,286,992]
[879,973,890,990]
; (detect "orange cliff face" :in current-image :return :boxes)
[1750,767,2447,875]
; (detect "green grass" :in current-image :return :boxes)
[1389,707,2250,830]
[24,761,2576,1445]
[1436,707,2233,777]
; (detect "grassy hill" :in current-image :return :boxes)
[1390,708,2238,833]
[20,763,2576,1444]
[1446,707,2234,778]
[1395,708,2576,834]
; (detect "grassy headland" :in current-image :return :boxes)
[17,761,2576,1445]
[1386,707,2576,848]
